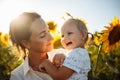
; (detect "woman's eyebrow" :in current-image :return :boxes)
[38,28,49,35]
[39,31,46,35]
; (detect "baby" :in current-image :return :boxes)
[39,18,91,80]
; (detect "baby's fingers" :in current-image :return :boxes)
[53,53,65,65]
[39,65,45,72]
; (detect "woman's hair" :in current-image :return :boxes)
[9,12,41,54]
[62,18,88,43]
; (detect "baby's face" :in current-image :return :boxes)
[61,23,84,50]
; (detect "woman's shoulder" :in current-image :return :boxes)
[11,63,24,75]
[10,63,25,80]
[11,57,30,75]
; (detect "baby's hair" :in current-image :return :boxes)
[63,18,87,32]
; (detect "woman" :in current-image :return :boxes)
[9,12,55,80]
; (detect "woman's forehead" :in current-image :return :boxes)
[30,18,47,34]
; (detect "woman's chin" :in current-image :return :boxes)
[47,46,53,52]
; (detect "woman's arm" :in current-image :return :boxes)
[39,59,74,80]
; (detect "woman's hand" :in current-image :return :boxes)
[39,59,49,73]
[53,53,66,67]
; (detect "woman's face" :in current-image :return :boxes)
[28,18,53,53]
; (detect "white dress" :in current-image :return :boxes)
[63,48,91,80]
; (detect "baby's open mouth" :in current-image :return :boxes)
[66,42,72,46]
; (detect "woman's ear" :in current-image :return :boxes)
[21,40,31,49]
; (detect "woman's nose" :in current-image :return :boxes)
[48,32,53,40]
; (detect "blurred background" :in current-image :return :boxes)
[0,0,120,80]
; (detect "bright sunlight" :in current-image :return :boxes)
[0,0,66,33]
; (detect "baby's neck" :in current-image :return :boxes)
[72,46,85,50]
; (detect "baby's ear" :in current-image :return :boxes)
[82,31,88,40]
[84,31,88,36]
[20,40,31,49]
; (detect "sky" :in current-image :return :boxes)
[0,0,120,34]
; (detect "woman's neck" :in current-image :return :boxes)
[28,52,48,71]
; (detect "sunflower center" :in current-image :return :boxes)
[108,26,120,45]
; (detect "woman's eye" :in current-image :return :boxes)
[40,33,46,38]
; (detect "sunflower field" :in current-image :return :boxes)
[87,17,120,80]
[0,32,23,80]
[0,17,120,80]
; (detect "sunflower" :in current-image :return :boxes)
[52,33,62,49]
[93,32,103,45]
[47,21,57,34]
[100,17,120,53]
[1,33,10,45]
[0,32,2,36]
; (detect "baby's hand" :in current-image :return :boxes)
[53,53,66,67]
[39,59,48,73]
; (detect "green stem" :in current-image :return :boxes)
[94,42,103,76]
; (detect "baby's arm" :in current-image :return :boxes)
[39,59,74,80]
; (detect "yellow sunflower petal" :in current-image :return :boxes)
[104,26,110,29]
[112,17,118,26]
[1,34,9,45]
[102,30,109,33]
[52,35,62,49]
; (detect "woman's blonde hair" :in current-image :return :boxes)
[9,12,41,55]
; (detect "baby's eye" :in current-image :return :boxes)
[61,34,64,38]
[68,32,73,35]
